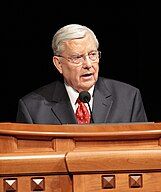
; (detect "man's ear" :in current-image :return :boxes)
[53,56,63,74]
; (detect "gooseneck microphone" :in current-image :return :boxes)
[79,91,94,123]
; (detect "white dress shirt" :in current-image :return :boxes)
[65,83,94,113]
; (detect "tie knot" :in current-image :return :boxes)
[77,98,82,104]
[77,98,86,106]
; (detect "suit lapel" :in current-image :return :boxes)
[92,78,113,123]
[51,101,77,124]
[50,81,77,124]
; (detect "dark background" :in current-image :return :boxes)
[2,1,161,122]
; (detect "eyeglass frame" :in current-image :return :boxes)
[55,50,101,65]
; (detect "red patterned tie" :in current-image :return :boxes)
[75,99,91,124]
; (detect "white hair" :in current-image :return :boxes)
[52,24,99,55]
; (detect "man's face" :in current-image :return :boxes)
[53,34,99,92]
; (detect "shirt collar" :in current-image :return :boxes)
[65,83,94,105]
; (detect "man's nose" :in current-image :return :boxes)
[82,55,92,68]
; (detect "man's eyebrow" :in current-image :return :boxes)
[70,50,97,57]
[69,53,83,57]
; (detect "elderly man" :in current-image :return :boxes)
[16,24,148,124]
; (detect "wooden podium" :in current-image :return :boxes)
[0,122,161,191]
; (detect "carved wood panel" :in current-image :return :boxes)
[73,172,161,192]
[0,175,72,192]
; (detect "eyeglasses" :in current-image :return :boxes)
[56,50,101,65]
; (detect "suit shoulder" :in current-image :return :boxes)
[98,77,140,97]
[20,81,63,101]
[99,77,139,90]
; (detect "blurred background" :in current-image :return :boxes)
[1,1,161,122]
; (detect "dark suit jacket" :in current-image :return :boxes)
[16,77,148,124]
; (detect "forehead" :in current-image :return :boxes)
[63,34,96,54]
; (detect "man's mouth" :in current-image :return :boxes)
[81,73,93,77]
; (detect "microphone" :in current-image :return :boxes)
[79,91,94,123]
